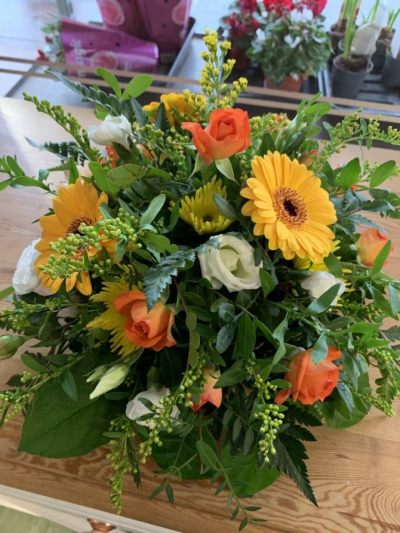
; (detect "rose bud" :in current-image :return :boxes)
[356,228,394,267]
[0,335,26,361]
[89,364,129,400]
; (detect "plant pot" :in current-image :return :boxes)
[96,0,144,38]
[136,0,192,63]
[329,20,347,55]
[264,74,303,92]
[381,51,400,88]
[229,47,251,70]
[332,54,373,99]
[372,39,389,70]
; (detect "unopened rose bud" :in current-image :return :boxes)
[0,335,26,360]
[89,364,129,400]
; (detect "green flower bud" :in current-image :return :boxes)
[89,364,129,400]
[86,365,109,383]
[0,335,26,361]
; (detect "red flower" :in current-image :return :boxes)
[262,0,326,17]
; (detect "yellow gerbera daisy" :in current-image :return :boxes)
[240,152,337,263]
[294,240,341,271]
[34,179,112,296]
[144,93,204,127]
[87,278,138,357]
[179,176,233,236]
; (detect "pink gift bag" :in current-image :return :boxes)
[96,0,143,38]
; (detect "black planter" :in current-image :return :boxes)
[332,55,373,99]
[381,52,400,88]
[372,40,388,70]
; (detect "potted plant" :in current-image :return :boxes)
[332,0,373,99]
[372,7,399,69]
[247,1,331,91]
[220,0,261,70]
[382,29,400,87]
[330,0,361,53]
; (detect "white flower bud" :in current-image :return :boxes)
[89,364,129,400]
[87,115,132,150]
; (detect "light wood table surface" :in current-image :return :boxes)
[1,97,400,533]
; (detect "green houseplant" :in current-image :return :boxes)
[247,3,331,91]
[332,0,373,99]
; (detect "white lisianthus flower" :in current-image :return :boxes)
[301,272,345,305]
[126,385,179,429]
[87,115,132,150]
[12,239,41,295]
[198,235,261,293]
[284,34,301,48]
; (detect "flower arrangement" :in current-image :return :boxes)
[248,0,331,89]
[1,31,400,530]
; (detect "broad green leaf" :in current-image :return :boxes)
[215,363,249,388]
[188,330,200,368]
[273,316,288,343]
[337,158,361,190]
[324,253,342,278]
[68,158,79,185]
[215,158,235,181]
[243,428,255,455]
[216,323,236,354]
[61,368,78,402]
[369,160,396,188]
[259,269,276,298]
[255,319,278,348]
[370,240,392,276]
[218,302,236,323]
[305,284,341,315]
[96,67,122,98]
[212,193,238,220]
[107,163,144,188]
[236,314,256,361]
[0,286,14,301]
[11,176,49,190]
[122,74,152,99]
[20,354,46,373]
[196,441,218,470]
[311,334,328,364]
[389,284,400,316]
[140,194,166,227]
[185,311,197,331]
[19,359,124,458]
[89,162,119,197]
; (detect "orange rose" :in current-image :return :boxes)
[100,145,119,168]
[275,346,342,406]
[182,108,251,164]
[191,367,222,411]
[356,228,393,267]
[114,290,176,352]
[299,149,317,166]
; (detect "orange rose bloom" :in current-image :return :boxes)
[275,346,342,406]
[356,228,393,267]
[192,367,223,411]
[182,108,251,164]
[114,290,176,352]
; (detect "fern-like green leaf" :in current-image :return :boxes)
[155,101,170,132]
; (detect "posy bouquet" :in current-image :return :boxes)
[1,31,400,529]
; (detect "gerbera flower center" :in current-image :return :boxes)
[67,216,95,235]
[273,187,307,228]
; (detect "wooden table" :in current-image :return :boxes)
[1,97,400,533]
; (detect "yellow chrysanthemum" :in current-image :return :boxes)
[87,277,138,357]
[179,176,233,236]
[34,179,114,296]
[144,93,204,127]
[294,240,341,271]
[240,152,337,263]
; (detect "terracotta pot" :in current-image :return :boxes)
[96,0,143,38]
[229,47,251,70]
[264,74,303,92]
[136,0,192,63]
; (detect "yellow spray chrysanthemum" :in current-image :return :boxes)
[294,240,341,271]
[179,176,233,236]
[240,152,337,263]
[87,278,138,357]
[144,93,204,127]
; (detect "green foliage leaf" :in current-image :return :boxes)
[215,158,235,181]
[155,101,170,131]
[96,68,122,98]
[143,248,196,310]
[196,441,218,470]
[19,359,123,458]
[215,363,250,388]
[305,284,341,315]
[311,334,328,364]
[140,194,166,227]
[218,303,236,323]
[370,240,392,276]
[160,348,183,388]
[337,158,361,190]
[0,286,14,301]
[369,160,396,188]
[212,194,238,220]
[323,253,342,278]
[89,162,119,198]
[107,164,144,188]
[236,314,256,361]
[60,368,78,401]
[216,323,236,354]
[259,269,276,298]
[122,74,152,100]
